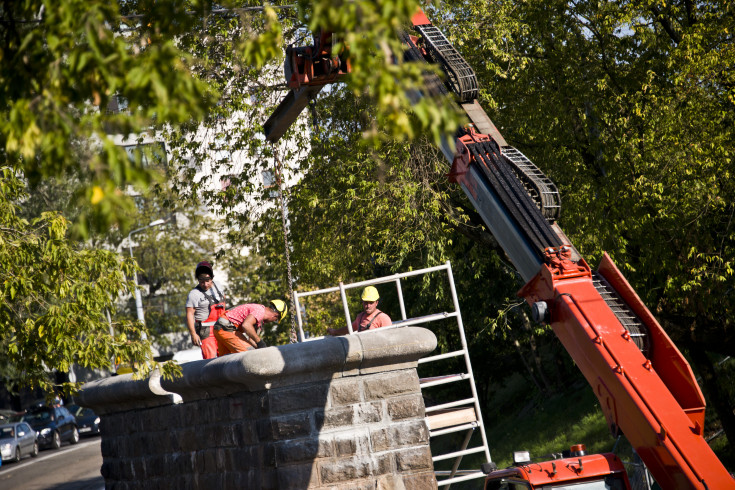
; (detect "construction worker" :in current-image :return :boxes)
[213,300,288,354]
[328,286,392,336]
[185,261,226,359]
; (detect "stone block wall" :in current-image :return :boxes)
[79,327,438,489]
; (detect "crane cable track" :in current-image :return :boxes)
[466,139,563,256]
[414,24,478,103]
[402,27,561,223]
[399,30,449,98]
[592,272,649,355]
[501,146,561,222]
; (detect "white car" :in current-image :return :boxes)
[172,348,204,364]
[0,422,38,463]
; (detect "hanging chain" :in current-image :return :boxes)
[271,144,298,343]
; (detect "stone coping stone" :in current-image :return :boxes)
[78,326,436,414]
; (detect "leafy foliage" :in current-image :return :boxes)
[0,0,217,236]
[0,168,179,395]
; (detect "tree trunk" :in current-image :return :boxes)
[506,323,545,394]
[520,312,555,394]
[687,344,735,449]
[512,338,544,394]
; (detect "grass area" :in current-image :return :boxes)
[430,380,626,489]
[431,375,733,489]
[485,382,621,469]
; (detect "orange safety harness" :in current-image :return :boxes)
[357,310,382,332]
[196,284,226,337]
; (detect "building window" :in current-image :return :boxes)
[106,95,129,114]
[262,170,276,189]
[123,142,167,169]
[262,169,281,198]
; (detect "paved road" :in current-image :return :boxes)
[0,437,104,489]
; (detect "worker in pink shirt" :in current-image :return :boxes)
[328,286,392,336]
[213,300,287,355]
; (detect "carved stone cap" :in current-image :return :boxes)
[78,326,437,414]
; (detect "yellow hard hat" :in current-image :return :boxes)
[361,286,380,302]
[269,299,288,321]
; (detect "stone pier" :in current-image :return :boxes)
[78,326,438,489]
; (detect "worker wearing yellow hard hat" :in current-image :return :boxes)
[269,299,288,321]
[213,300,287,355]
[361,286,380,302]
[328,286,392,336]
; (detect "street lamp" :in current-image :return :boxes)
[127,218,169,326]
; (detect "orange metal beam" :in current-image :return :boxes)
[519,257,734,489]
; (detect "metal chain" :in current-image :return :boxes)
[271,144,298,343]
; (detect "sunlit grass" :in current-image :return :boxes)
[430,379,732,489]
[484,384,620,469]
[430,382,623,489]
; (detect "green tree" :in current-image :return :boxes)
[1,0,217,235]
[0,168,155,396]
[1,0,222,395]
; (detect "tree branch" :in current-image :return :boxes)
[650,6,682,45]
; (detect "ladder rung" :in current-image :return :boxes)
[436,471,487,487]
[390,311,458,329]
[432,445,487,462]
[425,398,476,413]
[426,407,477,430]
[429,421,477,437]
[420,373,468,388]
[418,349,465,364]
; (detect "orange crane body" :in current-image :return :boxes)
[519,251,733,488]
[484,452,630,489]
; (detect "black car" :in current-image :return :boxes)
[66,404,100,436]
[17,405,79,449]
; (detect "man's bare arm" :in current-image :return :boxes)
[186,307,201,346]
[239,314,264,346]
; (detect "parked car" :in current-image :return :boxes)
[172,347,203,364]
[66,405,100,436]
[0,409,17,424]
[0,422,38,462]
[17,405,79,449]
